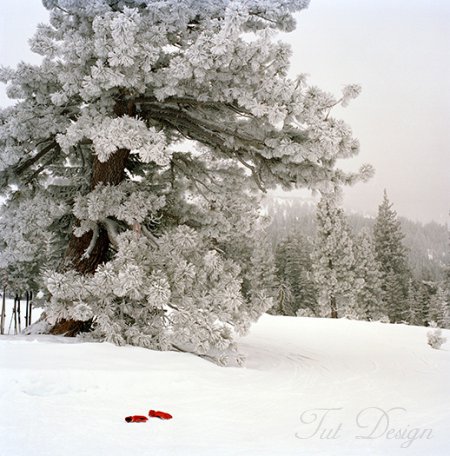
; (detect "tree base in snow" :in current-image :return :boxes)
[49,319,93,337]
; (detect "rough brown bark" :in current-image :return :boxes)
[91,147,130,189]
[49,318,93,336]
[62,147,130,275]
[50,100,134,336]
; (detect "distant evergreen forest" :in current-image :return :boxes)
[258,194,449,328]
[264,196,449,283]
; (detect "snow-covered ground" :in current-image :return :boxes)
[1,315,449,456]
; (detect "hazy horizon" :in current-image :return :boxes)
[284,0,450,225]
[1,0,449,224]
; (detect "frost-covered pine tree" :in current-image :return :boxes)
[0,0,370,358]
[274,232,317,315]
[312,194,355,318]
[373,191,410,323]
[405,279,429,326]
[246,230,278,314]
[353,228,384,320]
[428,286,450,329]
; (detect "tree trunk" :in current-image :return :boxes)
[330,295,338,319]
[28,291,33,327]
[61,147,130,275]
[50,100,134,336]
[13,297,18,334]
[25,291,29,328]
[0,286,6,335]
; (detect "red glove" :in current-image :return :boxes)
[149,410,173,420]
[125,415,148,423]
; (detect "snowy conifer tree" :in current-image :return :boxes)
[0,0,370,357]
[405,279,429,326]
[246,230,278,315]
[429,286,450,329]
[312,194,355,318]
[373,191,410,322]
[275,232,317,315]
[353,228,384,320]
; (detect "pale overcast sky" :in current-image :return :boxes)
[0,0,449,224]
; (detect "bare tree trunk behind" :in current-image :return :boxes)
[330,295,338,319]
[17,295,21,333]
[0,286,6,335]
[13,297,17,335]
[25,291,29,328]
[28,291,33,327]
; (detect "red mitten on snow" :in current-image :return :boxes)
[125,415,148,423]
[149,410,173,420]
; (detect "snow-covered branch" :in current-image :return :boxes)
[102,218,120,250]
[81,224,100,260]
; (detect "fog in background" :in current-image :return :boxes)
[1,0,449,224]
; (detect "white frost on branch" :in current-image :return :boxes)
[57,113,169,165]
[72,182,166,225]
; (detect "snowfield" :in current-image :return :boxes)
[1,315,449,456]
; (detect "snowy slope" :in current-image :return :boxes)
[1,316,449,456]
